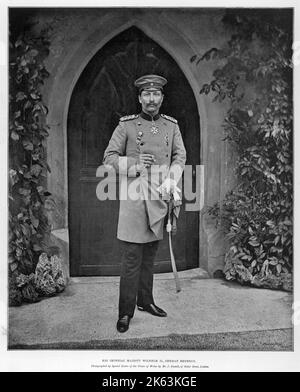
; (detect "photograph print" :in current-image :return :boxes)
[8,7,293,352]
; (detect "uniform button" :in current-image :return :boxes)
[140,142,144,146]
[166,154,169,157]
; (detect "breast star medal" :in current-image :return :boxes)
[150,119,159,135]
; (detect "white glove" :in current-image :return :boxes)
[157,178,181,201]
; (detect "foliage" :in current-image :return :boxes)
[9,19,54,303]
[192,10,293,289]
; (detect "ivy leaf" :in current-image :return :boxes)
[16,91,26,101]
[30,213,39,229]
[249,241,260,247]
[9,169,18,185]
[33,103,48,115]
[44,198,56,211]
[200,84,210,95]
[241,255,252,261]
[21,224,31,237]
[30,93,40,100]
[23,171,32,179]
[23,140,34,150]
[30,70,39,80]
[39,129,49,137]
[11,131,19,141]
[10,261,19,272]
[30,164,42,177]
[24,100,32,110]
[269,259,278,266]
[251,260,257,267]
[15,39,23,48]
[32,152,40,160]
[241,167,248,176]
[15,123,24,130]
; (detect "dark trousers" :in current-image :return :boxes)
[118,240,160,318]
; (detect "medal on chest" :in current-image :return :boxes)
[136,130,143,152]
[150,119,159,135]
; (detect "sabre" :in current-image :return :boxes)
[166,198,181,293]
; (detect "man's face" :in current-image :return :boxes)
[139,88,164,115]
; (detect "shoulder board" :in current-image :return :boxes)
[119,114,139,122]
[161,114,178,124]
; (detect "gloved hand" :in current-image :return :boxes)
[157,178,181,201]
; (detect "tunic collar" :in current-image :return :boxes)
[140,111,160,122]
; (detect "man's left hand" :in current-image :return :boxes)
[157,178,181,201]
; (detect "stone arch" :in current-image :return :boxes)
[46,15,209,275]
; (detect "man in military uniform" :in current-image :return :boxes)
[103,74,186,333]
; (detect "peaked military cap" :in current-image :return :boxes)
[134,74,167,92]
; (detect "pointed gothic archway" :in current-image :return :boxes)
[67,26,200,276]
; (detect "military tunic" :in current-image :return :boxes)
[103,112,186,243]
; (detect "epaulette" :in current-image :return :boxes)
[161,114,178,124]
[119,114,139,122]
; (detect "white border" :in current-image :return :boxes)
[1,0,299,372]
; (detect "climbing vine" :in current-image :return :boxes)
[9,18,54,303]
[192,10,293,290]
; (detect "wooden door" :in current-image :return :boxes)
[68,27,200,276]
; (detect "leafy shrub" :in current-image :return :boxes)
[9,18,55,303]
[192,10,293,290]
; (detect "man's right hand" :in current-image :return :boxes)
[137,153,156,170]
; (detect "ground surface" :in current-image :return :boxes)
[8,270,293,351]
